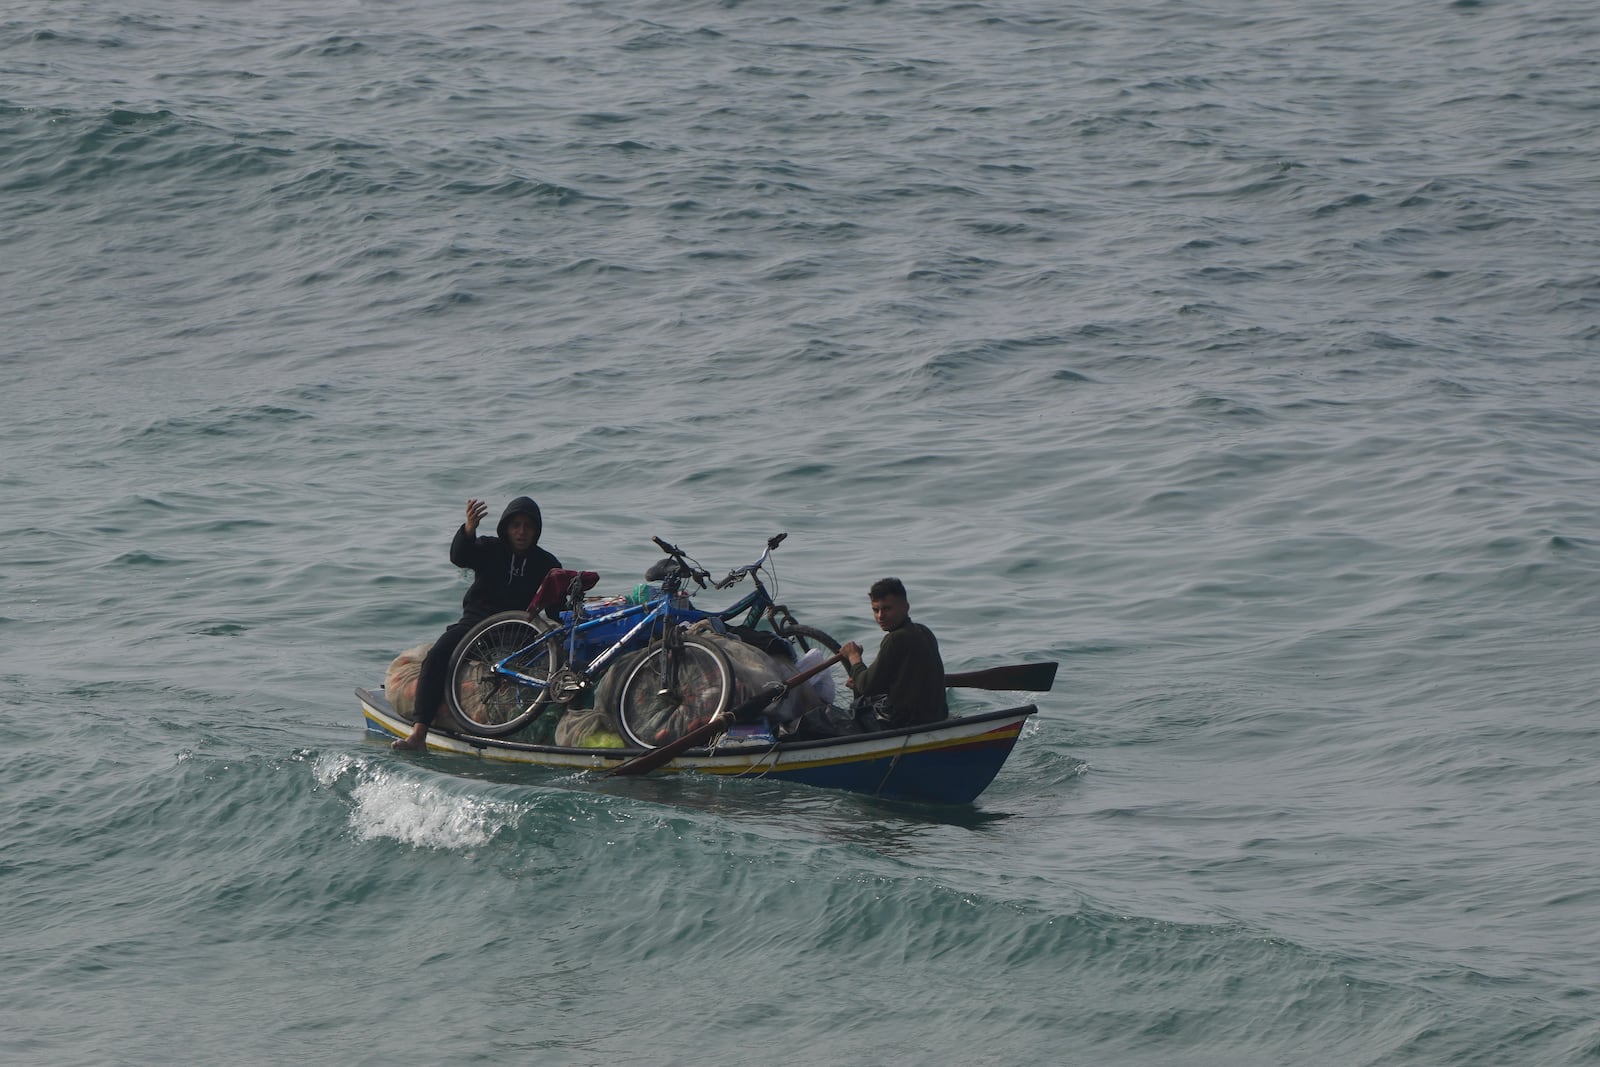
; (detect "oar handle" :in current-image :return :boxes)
[770,648,847,694]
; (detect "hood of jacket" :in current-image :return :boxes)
[496,496,543,549]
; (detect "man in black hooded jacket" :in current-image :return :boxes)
[392,496,561,750]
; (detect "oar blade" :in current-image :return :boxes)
[943,662,1057,692]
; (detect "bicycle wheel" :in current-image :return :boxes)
[779,624,852,708]
[781,624,840,654]
[447,610,561,736]
[593,648,648,727]
[617,635,733,749]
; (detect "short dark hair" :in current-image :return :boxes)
[868,577,907,601]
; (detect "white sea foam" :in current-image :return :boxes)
[322,756,523,850]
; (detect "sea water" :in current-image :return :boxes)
[4,1,1599,1063]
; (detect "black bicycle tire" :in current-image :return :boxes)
[593,647,648,729]
[616,635,733,749]
[779,624,840,654]
[446,610,560,736]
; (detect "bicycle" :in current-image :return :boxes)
[444,533,841,747]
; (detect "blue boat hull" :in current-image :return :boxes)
[359,688,1035,805]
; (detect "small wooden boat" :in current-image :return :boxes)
[358,687,1037,805]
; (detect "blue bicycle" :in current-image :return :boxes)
[445,533,839,746]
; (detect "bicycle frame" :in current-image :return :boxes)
[488,539,791,695]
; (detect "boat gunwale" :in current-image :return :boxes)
[356,686,1037,761]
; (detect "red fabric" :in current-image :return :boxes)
[528,569,600,613]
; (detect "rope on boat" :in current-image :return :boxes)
[872,734,913,796]
[721,736,782,779]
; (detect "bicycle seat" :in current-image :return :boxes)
[645,557,684,583]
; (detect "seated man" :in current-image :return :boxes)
[789,577,948,737]
[391,496,561,751]
[840,577,948,730]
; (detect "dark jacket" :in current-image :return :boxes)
[845,619,948,727]
[450,497,562,621]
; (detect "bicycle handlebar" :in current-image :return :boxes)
[710,531,789,590]
[654,532,788,591]
[649,535,709,588]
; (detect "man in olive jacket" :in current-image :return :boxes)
[839,577,948,729]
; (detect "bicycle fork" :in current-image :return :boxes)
[653,628,686,703]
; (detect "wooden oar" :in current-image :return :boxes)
[610,652,847,777]
[944,662,1057,692]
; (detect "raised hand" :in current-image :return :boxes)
[464,498,490,535]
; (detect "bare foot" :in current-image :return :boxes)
[390,723,429,751]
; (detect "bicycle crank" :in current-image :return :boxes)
[549,667,591,706]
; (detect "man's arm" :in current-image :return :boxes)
[846,628,914,700]
[448,498,490,567]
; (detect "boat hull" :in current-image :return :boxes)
[358,688,1034,805]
